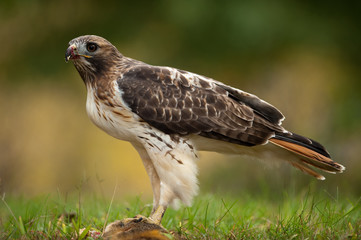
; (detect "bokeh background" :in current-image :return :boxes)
[1,0,360,201]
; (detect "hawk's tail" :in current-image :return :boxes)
[270,132,345,180]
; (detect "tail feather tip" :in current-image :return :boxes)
[339,164,346,172]
[318,175,326,181]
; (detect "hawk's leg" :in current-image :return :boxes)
[104,142,167,237]
[131,143,161,215]
[133,132,199,226]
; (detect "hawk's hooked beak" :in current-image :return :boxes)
[65,44,77,63]
[65,44,92,62]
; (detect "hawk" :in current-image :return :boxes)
[65,35,345,225]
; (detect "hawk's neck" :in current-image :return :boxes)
[79,56,144,100]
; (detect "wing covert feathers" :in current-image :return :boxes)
[118,65,284,146]
[270,132,345,180]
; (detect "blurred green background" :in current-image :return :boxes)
[0,0,360,201]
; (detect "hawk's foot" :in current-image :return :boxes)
[103,215,169,240]
[149,205,167,225]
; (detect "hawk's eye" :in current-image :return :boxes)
[87,43,98,52]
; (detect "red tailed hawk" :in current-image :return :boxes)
[65,35,345,225]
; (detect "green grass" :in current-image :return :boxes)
[1,190,360,239]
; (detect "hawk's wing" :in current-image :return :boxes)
[118,65,285,146]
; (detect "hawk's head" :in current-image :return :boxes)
[65,35,122,81]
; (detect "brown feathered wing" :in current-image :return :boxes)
[118,64,345,179]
